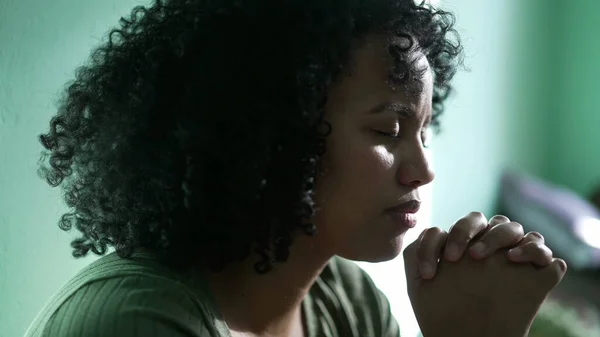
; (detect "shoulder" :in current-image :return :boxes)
[310,256,400,337]
[44,275,207,336]
[319,256,387,311]
[28,252,220,337]
[324,256,377,294]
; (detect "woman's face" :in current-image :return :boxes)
[312,35,434,262]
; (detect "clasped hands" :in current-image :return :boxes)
[404,212,567,337]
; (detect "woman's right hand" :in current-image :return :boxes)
[404,229,567,337]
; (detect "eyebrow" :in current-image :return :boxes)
[369,101,432,126]
[369,102,416,118]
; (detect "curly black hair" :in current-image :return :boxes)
[38,0,462,274]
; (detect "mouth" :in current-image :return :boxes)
[386,200,421,214]
[384,200,421,229]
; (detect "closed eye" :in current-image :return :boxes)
[374,130,400,139]
[373,129,430,148]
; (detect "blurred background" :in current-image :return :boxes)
[2,0,600,336]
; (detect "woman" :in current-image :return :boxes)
[27,0,566,336]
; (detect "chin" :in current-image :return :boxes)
[340,235,405,263]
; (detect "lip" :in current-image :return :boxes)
[386,211,418,228]
[386,200,421,214]
[384,200,421,229]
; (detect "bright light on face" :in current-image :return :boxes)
[574,216,600,249]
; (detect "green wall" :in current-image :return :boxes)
[430,0,557,228]
[429,0,600,230]
[0,1,144,335]
[549,1,600,196]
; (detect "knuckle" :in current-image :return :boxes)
[527,231,545,242]
[525,242,550,256]
[527,242,543,253]
[484,222,523,245]
[490,214,510,223]
[417,229,446,260]
[537,248,553,263]
[469,211,486,220]
[427,226,446,235]
[449,226,473,243]
[509,221,524,234]
[538,244,552,256]
[452,217,487,241]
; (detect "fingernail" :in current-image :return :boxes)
[508,248,522,258]
[445,244,460,261]
[559,260,567,272]
[470,242,487,256]
[420,262,435,279]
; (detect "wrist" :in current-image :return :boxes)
[481,307,532,337]
[419,312,530,337]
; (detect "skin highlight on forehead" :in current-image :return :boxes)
[384,54,434,128]
[388,54,431,99]
[326,34,433,129]
[384,32,432,98]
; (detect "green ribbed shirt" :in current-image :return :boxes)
[25,251,400,337]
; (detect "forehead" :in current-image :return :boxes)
[326,35,433,115]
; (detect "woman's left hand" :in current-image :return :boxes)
[415,212,553,279]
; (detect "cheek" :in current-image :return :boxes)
[312,143,398,252]
[363,145,395,175]
[315,140,396,215]
[338,144,395,183]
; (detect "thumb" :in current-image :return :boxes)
[538,257,567,289]
[404,228,427,283]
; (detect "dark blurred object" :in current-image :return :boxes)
[499,169,600,329]
[589,184,600,212]
[545,267,600,334]
[499,169,600,270]
[529,294,600,337]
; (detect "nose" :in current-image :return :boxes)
[396,144,435,188]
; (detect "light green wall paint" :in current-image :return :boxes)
[0,1,145,335]
[549,0,600,196]
[431,0,600,235]
[430,0,557,228]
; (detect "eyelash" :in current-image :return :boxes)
[374,130,400,138]
[374,130,430,148]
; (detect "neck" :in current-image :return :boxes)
[204,234,333,337]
